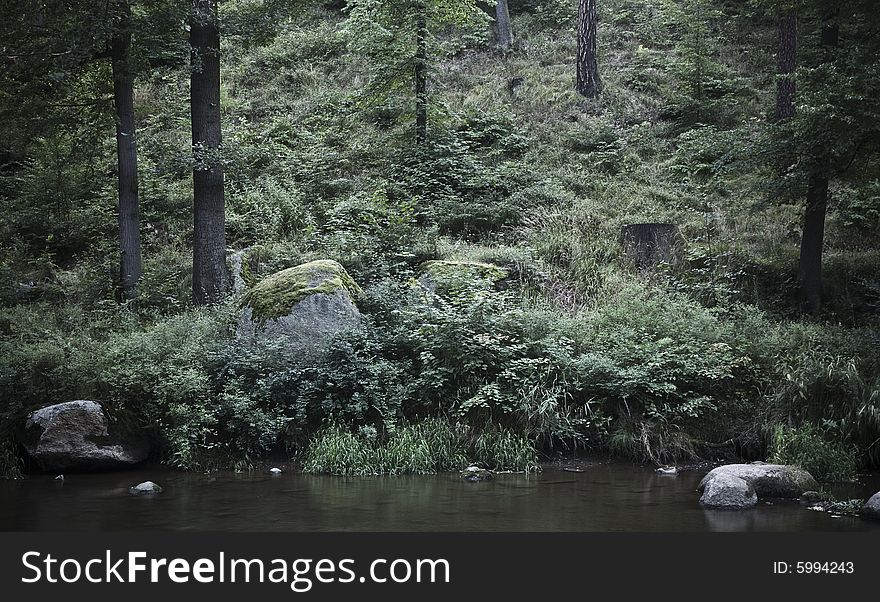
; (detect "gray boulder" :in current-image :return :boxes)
[860,492,880,520]
[698,463,818,499]
[238,260,363,345]
[23,401,149,472]
[699,472,758,509]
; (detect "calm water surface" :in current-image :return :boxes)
[2,463,879,532]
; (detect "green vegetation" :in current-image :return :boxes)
[0,0,878,477]
[769,424,858,483]
[302,419,538,476]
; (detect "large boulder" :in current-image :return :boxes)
[861,492,880,521]
[23,401,149,472]
[417,260,508,298]
[698,463,819,500]
[238,260,363,344]
[700,472,758,509]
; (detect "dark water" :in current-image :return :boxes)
[2,463,879,532]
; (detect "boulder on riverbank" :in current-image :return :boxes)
[23,401,149,472]
[418,260,508,298]
[699,472,758,509]
[861,492,880,520]
[698,463,818,501]
[238,260,363,345]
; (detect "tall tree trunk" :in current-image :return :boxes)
[775,11,797,122]
[111,2,142,300]
[798,11,838,314]
[190,0,228,305]
[415,5,427,145]
[496,0,513,52]
[576,0,602,98]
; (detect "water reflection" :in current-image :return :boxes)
[1,464,878,532]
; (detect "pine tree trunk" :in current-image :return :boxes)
[496,0,513,52]
[190,0,228,305]
[576,0,602,98]
[415,6,427,145]
[799,173,828,313]
[111,3,142,300]
[798,12,838,314]
[775,12,797,122]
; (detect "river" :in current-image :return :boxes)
[2,463,879,531]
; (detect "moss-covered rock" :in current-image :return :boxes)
[238,260,363,344]
[418,260,508,297]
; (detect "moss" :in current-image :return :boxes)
[420,260,508,295]
[240,259,363,322]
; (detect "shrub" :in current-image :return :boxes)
[769,424,858,482]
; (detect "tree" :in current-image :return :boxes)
[190,0,229,304]
[110,0,142,300]
[495,0,513,53]
[344,0,484,145]
[797,9,837,314]
[775,11,798,122]
[576,0,601,98]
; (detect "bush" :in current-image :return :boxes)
[301,419,538,475]
[769,424,859,482]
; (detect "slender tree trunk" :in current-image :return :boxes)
[190,0,228,305]
[111,2,142,300]
[415,5,427,145]
[798,11,838,314]
[775,11,797,122]
[576,0,602,98]
[496,0,513,52]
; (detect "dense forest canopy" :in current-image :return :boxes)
[0,0,878,478]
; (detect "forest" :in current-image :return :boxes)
[0,0,878,482]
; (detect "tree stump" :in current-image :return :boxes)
[620,223,684,270]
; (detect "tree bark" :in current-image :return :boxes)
[775,11,797,122]
[798,173,828,313]
[111,1,142,300]
[576,0,602,98]
[496,0,513,53]
[798,11,838,314]
[190,0,228,305]
[415,5,427,145]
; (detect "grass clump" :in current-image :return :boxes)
[769,424,859,483]
[302,419,539,476]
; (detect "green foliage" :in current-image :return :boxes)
[769,424,859,483]
[302,418,537,475]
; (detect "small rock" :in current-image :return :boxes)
[54,474,64,481]
[656,466,678,476]
[799,491,823,505]
[269,467,282,475]
[461,466,494,482]
[129,481,162,496]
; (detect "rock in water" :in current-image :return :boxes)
[269,467,282,475]
[238,260,362,347]
[130,481,162,496]
[23,401,149,472]
[861,492,880,520]
[461,465,494,482]
[698,464,818,499]
[699,473,758,509]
